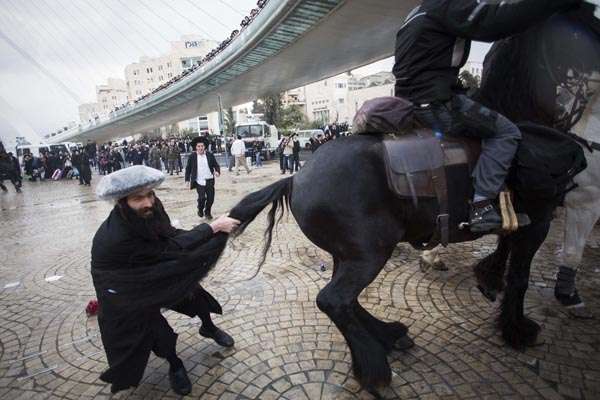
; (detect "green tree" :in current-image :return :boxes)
[262,94,283,126]
[280,105,308,131]
[222,107,235,137]
[180,128,195,138]
[459,70,480,95]
[308,120,323,129]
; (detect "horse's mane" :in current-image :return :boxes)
[476,4,600,128]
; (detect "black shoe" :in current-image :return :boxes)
[554,287,584,308]
[199,326,234,347]
[469,201,502,233]
[168,366,192,396]
[205,213,213,220]
[197,210,204,218]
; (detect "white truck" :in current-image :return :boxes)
[234,121,279,150]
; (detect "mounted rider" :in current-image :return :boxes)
[394,0,582,233]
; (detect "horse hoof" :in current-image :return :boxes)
[477,285,497,302]
[364,385,384,399]
[432,260,448,271]
[393,335,415,351]
[419,258,430,272]
[502,317,541,349]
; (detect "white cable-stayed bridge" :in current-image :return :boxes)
[47,0,418,144]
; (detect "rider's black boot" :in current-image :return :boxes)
[469,200,502,233]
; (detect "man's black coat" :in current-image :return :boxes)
[91,201,227,393]
[184,151,220,189]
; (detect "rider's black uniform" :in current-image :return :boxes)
[394,0,581,232]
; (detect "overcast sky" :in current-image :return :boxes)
[0,0,491,141]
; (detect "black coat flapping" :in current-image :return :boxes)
[91,203,227,392]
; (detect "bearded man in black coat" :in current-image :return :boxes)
[91,165,239,395]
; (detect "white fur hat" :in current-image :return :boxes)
[96,165,165,201]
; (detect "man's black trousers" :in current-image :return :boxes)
[195,179,215,215]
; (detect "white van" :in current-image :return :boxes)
[16,142,74,166]
[16,144,50,165]
[235,121,279,149]
[295,129,325,149]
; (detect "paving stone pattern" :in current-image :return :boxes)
[1,163,599,399]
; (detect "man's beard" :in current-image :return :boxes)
[118,197,176,241]
[135,205,154,219]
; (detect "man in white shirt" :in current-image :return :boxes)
[230,135,250,175]
[185,137,221,219]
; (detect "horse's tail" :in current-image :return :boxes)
[229,177,293,265]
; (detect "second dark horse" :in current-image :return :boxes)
[226,6,600,391]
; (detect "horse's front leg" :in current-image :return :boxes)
[473,236,510,302]
[499,220,551,349]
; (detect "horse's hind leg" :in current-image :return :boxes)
[316,251,394,388]
[499,220,551,349]
[473,237,511,302]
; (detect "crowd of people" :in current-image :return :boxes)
[94,136,218,175]
[11,120,349,193]
[18,143,95,186]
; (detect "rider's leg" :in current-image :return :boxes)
[414,95,521,232]
[454,96,522,232]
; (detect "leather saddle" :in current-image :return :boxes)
[383,129,480,248]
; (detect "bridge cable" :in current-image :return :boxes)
[112,0,176,46]
[55,0,149,62]
[180,0,233,30]
[135,0,189,39]
[154,0,220,41]
[3,0,112,91]
[0,3,91,92]
[81,0,164,57]
[215,0,247,17]
[0,29,82,104]
[36,0,122,76]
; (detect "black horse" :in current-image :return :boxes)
[224,5,600,390]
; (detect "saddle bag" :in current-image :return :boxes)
[509,122,587,202]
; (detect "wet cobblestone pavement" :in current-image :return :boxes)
[1,163,600,399]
